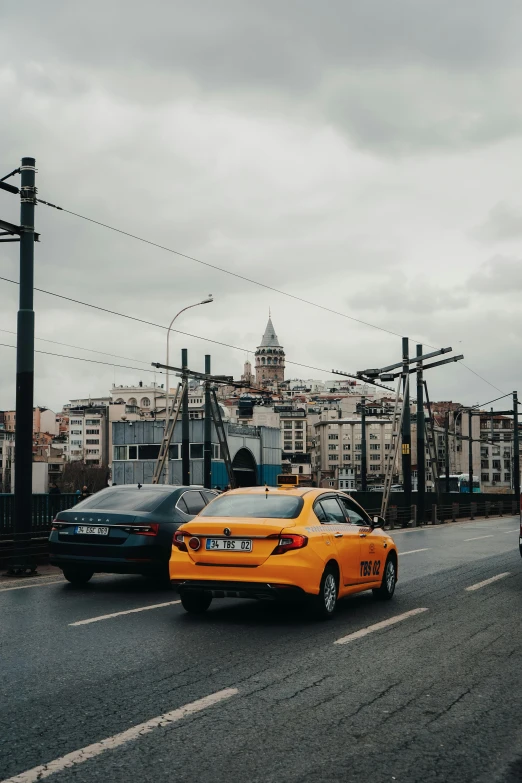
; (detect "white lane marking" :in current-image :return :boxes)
[334,608,428,645]
[399,548,430,556]
[0,579,65,593]
[0,687,238,783]
[464,534,494,542]
[502,529,519,534]
[69,600,181,626]
[465,572,510,592]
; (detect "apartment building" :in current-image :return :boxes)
[66,407,108,465]
[3,407,58,436]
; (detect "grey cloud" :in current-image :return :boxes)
[346,272,469,316]
[3,1,522,154]
[474,202,522,242]
[468,255,522,294]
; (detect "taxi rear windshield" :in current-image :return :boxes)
[200,494,304,519]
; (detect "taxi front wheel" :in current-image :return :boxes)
[180,590,213,614]
[312,566,339,619]
[372,556,396,601]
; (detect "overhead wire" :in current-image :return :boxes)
[0,275,356,378]
[36,198,505,393]
[37,199,414,342]
[0,343,165,374]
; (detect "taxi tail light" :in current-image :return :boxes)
[173,531,188,552]
[272,534,308,555]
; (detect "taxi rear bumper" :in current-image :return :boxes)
[174,579,306,601]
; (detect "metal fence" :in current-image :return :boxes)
[0,491,519,569]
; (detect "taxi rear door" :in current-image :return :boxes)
[314,496,361,586]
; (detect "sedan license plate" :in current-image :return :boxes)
[205,538,252,552]
[75,525,109,536]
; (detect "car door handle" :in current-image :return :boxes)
[334,532,343,538]
[359,533,367,538]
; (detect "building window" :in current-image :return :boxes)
[86,449,99,455]
[492,460,501,470]
[284,443,293,451]
[70,419,82,425]
[294,442,303,450]
[141,397,151,407]
[169,444,179,460]
[128,446,138,460]
[294,422,303,430]
[70,440,82,446]
[212,444,220,459]
[329,455,338,461]
[113,446,127,460]
[128,398,137,406]
[370,444,380,450]
[86,429,99,435]
[137,444,160,460]
[504,473,511,482]
[481,460,489,469]
[355,454,361,461]
[283,422,292,430]
[370,454,380,461]
[492,473,501,482]
[328,444,338,451]
[85,419,100,426]
[86,439,99,445]
[504,459,511,469]
[71,430,82,435]
[355,444,361,451]
[328,434,339,440]
[190,444,204,459]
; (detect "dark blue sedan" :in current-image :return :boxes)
[49,484,218,585]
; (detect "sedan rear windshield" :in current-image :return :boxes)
[74,488,166,513]
[199,494,303,519]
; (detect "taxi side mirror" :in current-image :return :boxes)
[372,516,385,529]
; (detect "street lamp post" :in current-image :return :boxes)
[163,296,213,483]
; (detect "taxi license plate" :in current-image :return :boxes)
[75,526,109,536]
[205,538,252,552]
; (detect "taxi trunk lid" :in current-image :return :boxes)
[181,517,296,567]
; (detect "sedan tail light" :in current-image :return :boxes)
[173,531,188,552]
[271,534,308,555]
[123,523,159,537]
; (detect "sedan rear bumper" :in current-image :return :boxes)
[49,553,165,575]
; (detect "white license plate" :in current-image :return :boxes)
[205,538,252,552]
[75,526,109,536]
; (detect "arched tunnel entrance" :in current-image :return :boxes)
[232,448,258,487]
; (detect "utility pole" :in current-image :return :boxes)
[416,344,425,523]
[445,412,450,493]
[360,396,367,491]
[13,157,36,572]
[513,391,520,506]
[181,348,190,485]
[401,337,412,515]
[468,409,474,495]
[203,355,212,489]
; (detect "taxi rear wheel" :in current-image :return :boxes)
[180,590,213,614]
[312,565,339,619]
[372,555,396,600]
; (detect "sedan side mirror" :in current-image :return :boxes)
[372,516,385,529]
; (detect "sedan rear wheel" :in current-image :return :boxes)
[62,567,94,586]
[312,565,338,620]
[180,590,213,614]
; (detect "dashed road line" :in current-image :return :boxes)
[465,573,510,592]
[0,687,238,783]
[502,529,519,534]
[69,600,181,626]
[334,608,428,645]
[464,535,494,542]
[0,579,65,593]
[399,548,430,556]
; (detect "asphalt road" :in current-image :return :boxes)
[1,514,522,783]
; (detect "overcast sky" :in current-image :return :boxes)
[1,1,521,412]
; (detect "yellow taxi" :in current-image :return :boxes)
[170,486,398,618]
